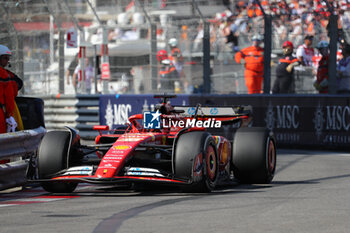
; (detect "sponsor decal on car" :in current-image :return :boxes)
[143,110,161,129]
[118,137,144,142]
[210,108,219,115]
[62,166,93,176]
[143,111,222,129]
[126,167,165,177]
[114,145,132,150]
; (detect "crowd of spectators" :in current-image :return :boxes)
[60,0,350,95]
[199,0,350,93]
[211,0,350,52]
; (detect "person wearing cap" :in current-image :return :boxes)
[235,35,264,94]
[156,49,178,93]
[272,41,300,94]
[0,44,23,133]
[296,35,315,66]
[313,41,330,94]
[336,43,350,94]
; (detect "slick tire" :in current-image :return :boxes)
[175,131,219,192]
[232,127,276,184]
[38,131,77,193]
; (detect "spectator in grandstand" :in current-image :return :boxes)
[336,43,350,94]
[272,41,300,94]
[193,23,204,52]
[223,16,239,52]
[313,41,330,94]
[289,17,303,48]
[273,19,288,49]
[235,34,264,94]
[179,25,190,52]
[156,49,179,93]
[0,45,23,133]
[296,35,315,67]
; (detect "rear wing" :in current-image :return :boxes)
[173,105,252,117]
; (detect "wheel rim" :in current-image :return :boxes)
[268,139,276,173]
[206,145,217,181]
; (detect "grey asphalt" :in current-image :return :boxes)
[1,149,350,233]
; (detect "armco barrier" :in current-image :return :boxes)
[41,94,100,143]
[0,126,46,191]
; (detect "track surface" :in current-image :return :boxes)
[1,149,350,233]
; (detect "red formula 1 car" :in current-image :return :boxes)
[30,95,276,193]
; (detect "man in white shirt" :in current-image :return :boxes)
[296,35,315,67]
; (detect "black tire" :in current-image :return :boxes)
[38,131,78,193]
[232,127,276,184]
[175,131,219,192]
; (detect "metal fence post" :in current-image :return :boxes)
[151,23,158,91]
[192,0,211,94]
[263,14,272,94]
[322,0,338,94]
[59,30,65,94]
[203,21,211,94]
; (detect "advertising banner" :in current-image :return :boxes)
[101,63,111,80]
[66,27,78,48]
[189,95,350,149]
[99,94,189,130]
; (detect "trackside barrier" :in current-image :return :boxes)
[42,94,350,150]
[0,126,46,191]
[189,94,350,150]
[98,94,350,150]
[41,94,100,143]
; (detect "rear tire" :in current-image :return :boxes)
[38,131,78,193]
[175,131,219,192]
[232,127,276,184]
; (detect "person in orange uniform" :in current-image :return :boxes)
[0,45,23,133]
[235,35,264,94]
[156,49,178,93]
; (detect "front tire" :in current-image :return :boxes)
[175,131,219,192]
[232,127,276,184]
[38,131,78,193]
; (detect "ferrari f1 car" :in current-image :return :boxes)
[30,95,276,193]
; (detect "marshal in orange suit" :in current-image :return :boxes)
[235,35,264,94]
[0,45,23,133]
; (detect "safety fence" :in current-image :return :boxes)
[2,0,349,96]
[0,126,46,191]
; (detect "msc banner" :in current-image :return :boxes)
[99,94,189,130]
[189,95,350,149]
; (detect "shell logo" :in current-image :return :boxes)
[114,145,131,150]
